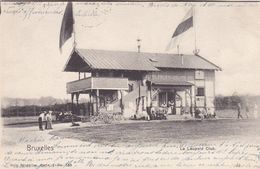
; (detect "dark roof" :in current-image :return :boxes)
[64,48,221,72]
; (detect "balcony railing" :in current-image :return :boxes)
[67,77,129,94]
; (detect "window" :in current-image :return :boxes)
[195,70,205,80]
[196,87,205,96]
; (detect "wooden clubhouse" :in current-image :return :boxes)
[64,48,221,118]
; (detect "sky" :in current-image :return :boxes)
[1,2,260,99]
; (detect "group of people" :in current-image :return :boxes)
[194,108,216,119]
[160,100,176,114]
[38,111,53,131]
[160,100,191,116]
[237,102,258,119]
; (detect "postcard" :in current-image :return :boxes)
[1,2,260,169]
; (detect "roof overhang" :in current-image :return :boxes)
[63,49,93,72]
[152,81,194,86]
[63,48,160,72]
[195,54,222,71]
[63,48,221,72]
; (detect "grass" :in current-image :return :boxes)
[50,118,260,146]
[2,115,57,126]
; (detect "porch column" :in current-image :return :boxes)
[96,89,99,115]
[173,89,176,113]
[190,87,193,116]
[71,93,74,114]
[120,90,124,113]
[76,93,80,115]
[89,92,92,116]
[147,87,151,108]
[150,82,152,107]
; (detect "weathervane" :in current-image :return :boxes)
[137,38,141,53]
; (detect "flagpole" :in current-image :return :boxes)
[193,7,197,52]
[72,2,77,49]
[193,6,199,55]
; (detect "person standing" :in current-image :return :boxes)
[45,111,53,130]
[254,103,258,119]
[38,112,45,131]
[237,102,243,119]
[48,111,53,129]
[245,102,249,118]
[168,100,175,115]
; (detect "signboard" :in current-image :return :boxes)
[195,70,205,80]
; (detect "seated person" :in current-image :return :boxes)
[160,102,167,114]
[200,108,207,118]
[195,108,202,118]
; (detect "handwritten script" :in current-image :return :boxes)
[2,135,260,168]
[1,2,258,20]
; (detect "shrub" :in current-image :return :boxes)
[90,112,123,124]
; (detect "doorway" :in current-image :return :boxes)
[158,91,176,115]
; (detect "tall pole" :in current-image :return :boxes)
[193,6,200,55]
[72,2,77,48]
[136,38,142,114]
[193,7,197,51]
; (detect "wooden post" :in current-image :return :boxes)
[136,80,141,114]
[190,87,193,116]
[71,93,74,114]
[166,91,168,105]
[204,74,207,110]
[89,92,92,116]
[76,93,80,115]
[120,90,123,113]
[150,81,152,107]
[96,89,99,115]
[173,90,176,114]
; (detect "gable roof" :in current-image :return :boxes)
[64,48,221,72]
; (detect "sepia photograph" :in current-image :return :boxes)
[1,1,260,169]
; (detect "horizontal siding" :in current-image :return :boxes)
[92,77,128,90]
[147,69,195,82]
[67,77,128,93]
[67,78,92,93]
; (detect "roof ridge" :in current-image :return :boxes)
[76,48,196,56]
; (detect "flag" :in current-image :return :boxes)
[172,8,193,38]
[166,8,193,51]
[59,2,74,51]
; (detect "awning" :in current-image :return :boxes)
[152,80,194,86]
